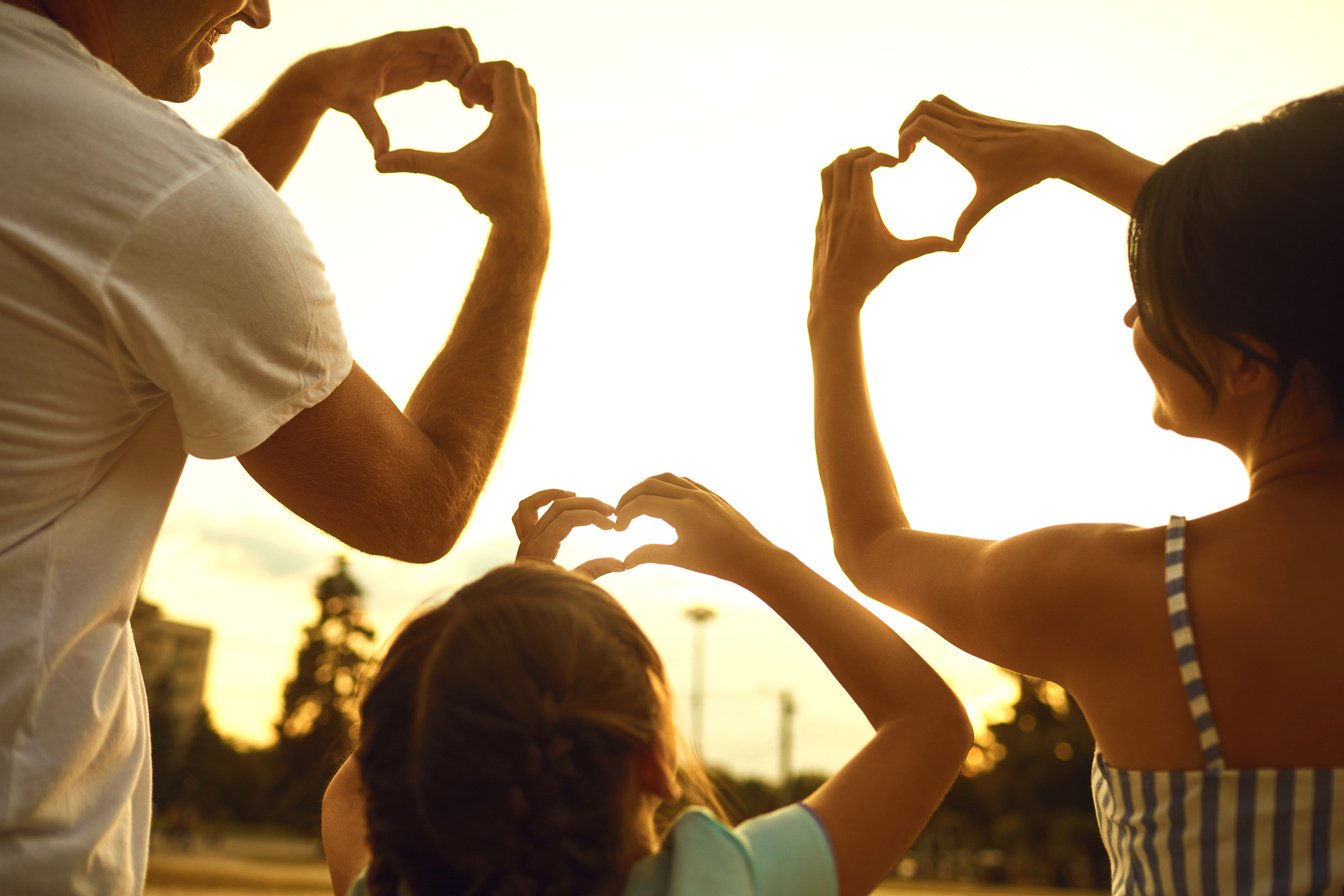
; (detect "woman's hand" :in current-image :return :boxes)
[810,147,956,318]
[513,489,623,580]
[897,95,1077,246]
[613,474,778,585]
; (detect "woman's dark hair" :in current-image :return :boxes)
[1128,86,1344,422]
[355,564,723,896]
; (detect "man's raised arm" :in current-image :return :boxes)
[239,61,547,563]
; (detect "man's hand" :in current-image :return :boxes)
[374,61,546,229]
[294,27,488,159]
[810,147,955,317]
[513,489,623,580]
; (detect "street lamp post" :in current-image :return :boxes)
[683,605,717,758]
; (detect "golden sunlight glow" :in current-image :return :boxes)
[141,0,1344,778]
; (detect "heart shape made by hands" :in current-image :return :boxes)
[370,81,491,165]
[553,515,677,575]
[871,141,976,244]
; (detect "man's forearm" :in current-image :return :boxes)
[403,218,550,539]
[220,58,328,190]
[809,311,909,567]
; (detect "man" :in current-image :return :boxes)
[0,0,548,891]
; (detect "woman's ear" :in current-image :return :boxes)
[1221,334,1279,398]
[635,735,679,802]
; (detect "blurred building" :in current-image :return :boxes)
[131,597,212,762]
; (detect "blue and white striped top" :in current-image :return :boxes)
[1092,516,1344,895]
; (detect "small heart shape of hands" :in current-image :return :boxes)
[513,476,773,584]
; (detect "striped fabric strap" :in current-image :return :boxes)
[1165,515,1225,770]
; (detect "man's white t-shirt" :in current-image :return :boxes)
[0,6,353,893]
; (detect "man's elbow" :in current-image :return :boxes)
[379,512,469,564]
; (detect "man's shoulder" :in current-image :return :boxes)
[0,8,246,212]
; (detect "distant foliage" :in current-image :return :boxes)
[910,674,1109,888]
[269,557,377,832]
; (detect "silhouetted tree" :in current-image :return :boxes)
[269,557,376,832]
[908,673,1109,888]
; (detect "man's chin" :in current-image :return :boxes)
[143,68,203,103]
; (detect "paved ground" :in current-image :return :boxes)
[145,840,1104,896]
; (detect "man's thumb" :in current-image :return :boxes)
[375,149,441,176]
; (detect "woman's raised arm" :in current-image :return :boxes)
[898,95,1158,244]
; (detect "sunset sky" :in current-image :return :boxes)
[143,0,1344,779]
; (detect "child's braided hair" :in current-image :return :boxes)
[356,564,720,896]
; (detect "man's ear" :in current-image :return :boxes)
[635,737,679,802]
[1221,334,1279,398]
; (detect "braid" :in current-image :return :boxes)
[358,566,680,896]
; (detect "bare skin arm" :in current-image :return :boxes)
[239,61,547,563]
[322,756,369,896]
[807,148,1154,681]
[615,475,972,896]
[220,28,490,190]
[897,95,1158,245]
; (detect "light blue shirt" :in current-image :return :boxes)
[348,803,838,896]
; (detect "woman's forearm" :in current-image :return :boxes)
[1053,127,1159,214]
[808,310,909,575]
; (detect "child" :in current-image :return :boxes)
[321,474,971,896]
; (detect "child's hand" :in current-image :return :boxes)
[614,474,777,583]
[513,489,624,580]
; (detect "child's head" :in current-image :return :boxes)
[356,563,713,896]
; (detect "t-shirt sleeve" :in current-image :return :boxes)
[738,803,839,896]
[100,154,352,459]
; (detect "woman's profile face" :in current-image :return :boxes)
[1127,303,1210,437]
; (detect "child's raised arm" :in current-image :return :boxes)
[615,474,972,896]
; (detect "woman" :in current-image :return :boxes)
[809,90,1344,892]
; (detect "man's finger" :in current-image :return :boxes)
[375,148,442,175]
[350,102,391,158]
[476,60,528,120]
[457,27,479,67]
[458,65,494,110]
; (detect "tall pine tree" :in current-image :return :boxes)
[270,557,376,831]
